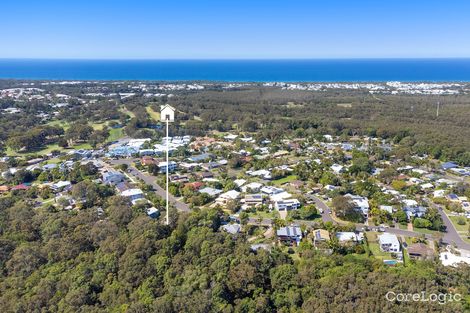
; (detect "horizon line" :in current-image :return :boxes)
[1,57,470,61]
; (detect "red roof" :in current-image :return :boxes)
[185,181,204,190]
[11,184,30,190]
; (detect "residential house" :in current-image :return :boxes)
[274,199,301,211]
[116,182,132,193]
[0,186,10,193]
[102,170,125,185]
[141,156,158,166]
[187,153,213,163]
[224,134,238,141]
[197,172,213,180]
[441,162,458,170]
[345,194,370,217]
[184,181,204,190]
[201,162,221,171]
[215,190,241,205]
[170,175,189,183]
[71,149,92,160]
[260,186,284,195]
[336,232,364,243]
[313,229,330,242]
[244,194,264,206]
[403,206,427,219]
[52,180,72,191]
[234,179,246,187]
[248,169,272,180]
[277,226,303,246]
[378,233,401,253]
[407,243,434,260]
[121,188,145,203]
[241,182,263,193]
[221,223,241,235]
[158,161,177,173]
[199,187,223,197]
[440,249,470,267]
[11,184,30,191]
[331,164,345,174]
[146,207,160,219]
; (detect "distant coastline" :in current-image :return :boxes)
[0,58,470,82]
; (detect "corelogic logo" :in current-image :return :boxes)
[385,291,462,305]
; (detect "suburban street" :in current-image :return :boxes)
[426,199,470,250]
[107,158,470,250]
[108,158,190,212]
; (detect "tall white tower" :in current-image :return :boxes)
[160,104,175,225]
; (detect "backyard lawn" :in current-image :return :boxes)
[273,175,298,186]
[368,242,393,260]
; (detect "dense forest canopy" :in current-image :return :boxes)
[0,194,469,313]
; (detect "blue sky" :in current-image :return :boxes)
[1,0,469,59]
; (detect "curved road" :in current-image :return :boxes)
[249,194,470,250]
[108,158,190,212]
[107,159,470,250]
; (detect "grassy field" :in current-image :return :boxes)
[107,128,125,142]
[273,175,298,186]
[448,215,468,233]
[5,141,93,157]
[146,106,161,121]
[46,120,70,130]
[6,144,61,157]
[120,107,136,118]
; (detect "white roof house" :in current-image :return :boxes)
[216,190,241,205]
[234,179,246,187]
[440,250,470,267]
[199,187,223,197]
[345,194,369,216]
[420,183,434,190]
[121,188,144,200]
[260,186,284,195]
[270,191,293,202]
[52,180,72,190]
[241,182,263,192]
[121,188,143,197]
[221,223,241,234]
[248,169,272,180]
[336,232,364,242]
[274,199,300,211]
[224,134,238,140]
[331,164,345,174]
[378,233,401,253]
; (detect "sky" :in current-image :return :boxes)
[1,0,470,59]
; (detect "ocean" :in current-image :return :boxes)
[0,59,469,82]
